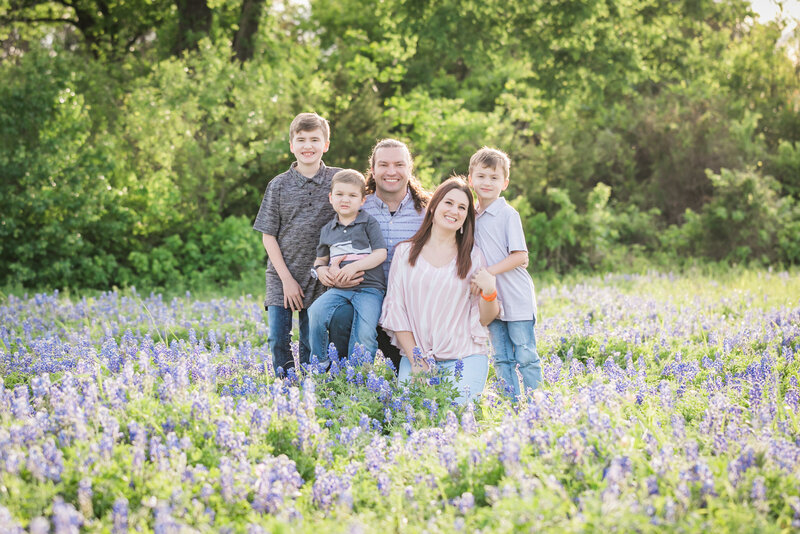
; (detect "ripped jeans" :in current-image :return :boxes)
[488,318,542,397]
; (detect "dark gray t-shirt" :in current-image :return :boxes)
[253,161,341,308]
[317,210,387,291]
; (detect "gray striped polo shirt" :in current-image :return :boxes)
[253,161,341,308]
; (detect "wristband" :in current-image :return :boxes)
[480,289,497,301]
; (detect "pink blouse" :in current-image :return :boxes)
[379,242,490,361]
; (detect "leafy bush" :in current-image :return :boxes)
[664,168,800,264]
[766,140,800,198]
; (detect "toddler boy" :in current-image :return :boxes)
[469,147,542,396]
[308,169,387,364]
[253,112,340,373]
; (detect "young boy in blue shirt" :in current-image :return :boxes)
[469,147,542,397]
[253,112,341,373]
[308,170,387,364]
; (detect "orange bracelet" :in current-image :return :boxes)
[480,289,497,302]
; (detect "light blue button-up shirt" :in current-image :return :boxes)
[363,190,426,280]
[475,197,537,321]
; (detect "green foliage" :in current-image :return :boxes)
[0,50,135,288]
[766,140,800,198]
[667,168,800,264]
[1,0,800,291]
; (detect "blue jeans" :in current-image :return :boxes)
[267,306,310,372]
[398,354,489,405]
[308,287,384,362]
[488,319,542,397]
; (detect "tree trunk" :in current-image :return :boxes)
[232,0,265,62]
[172,0,212,55]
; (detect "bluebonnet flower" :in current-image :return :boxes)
[0,505,24,533]
[312,465,353,511]
[461,403,477,434]
[750,476,767,502]
[645,475,659,496]
[153,502,181,534]
[454,358,464,379]
[29,517,49,534]
[112,497,129,534]
[376,473,391,496]
[52,498,83,534]
[452,492,475,514]
[422,399,438,420]
[252,455,304,515]
[787,496,800,528]
[78,478,93,517]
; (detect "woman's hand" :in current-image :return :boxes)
[471,268,497,296]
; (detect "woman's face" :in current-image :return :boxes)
[432,188,470,233]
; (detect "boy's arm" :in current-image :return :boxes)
[262,233,305,311]
[342,248,388,272]
[335,249,387,284]
[486,250,528,276]
[335,216,387,284]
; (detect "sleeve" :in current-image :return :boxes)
[365,216,387,250]
[316,225,330,258]
[379,244,412,334]
[507,209,528,253]
[253,179,280,236]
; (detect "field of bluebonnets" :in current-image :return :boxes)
[1,269,799,532]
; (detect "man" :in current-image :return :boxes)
[325,139,429,371]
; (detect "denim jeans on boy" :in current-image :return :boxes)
[308,287,384,362]
[267,306,310,373]
[397,354,489,405]
[488,318,542,397]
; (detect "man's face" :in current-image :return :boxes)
[290,128,329,167]
[371,147,411,197]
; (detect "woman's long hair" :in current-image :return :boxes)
[405,176,475,279]
[366,138,430,213]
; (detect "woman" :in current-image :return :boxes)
[379,177,500,404]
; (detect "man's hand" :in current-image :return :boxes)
[282,276,305,311]
[317,266,336,287]
[335,263,361,284]
[333,275,364,288]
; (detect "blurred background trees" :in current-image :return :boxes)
[1,0,799,289]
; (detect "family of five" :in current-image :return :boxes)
[253,112,542,403]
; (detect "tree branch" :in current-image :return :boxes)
[2,16,81,28]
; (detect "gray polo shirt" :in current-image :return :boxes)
[474,197,538,322]
[253,161,341,308]
[362,190,426,280]
[317,210,387,291]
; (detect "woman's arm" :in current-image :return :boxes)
[394,331,429,373]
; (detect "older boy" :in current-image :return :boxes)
[469,147,542,397]
[253,112,341,373]
[308,170,387,363]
